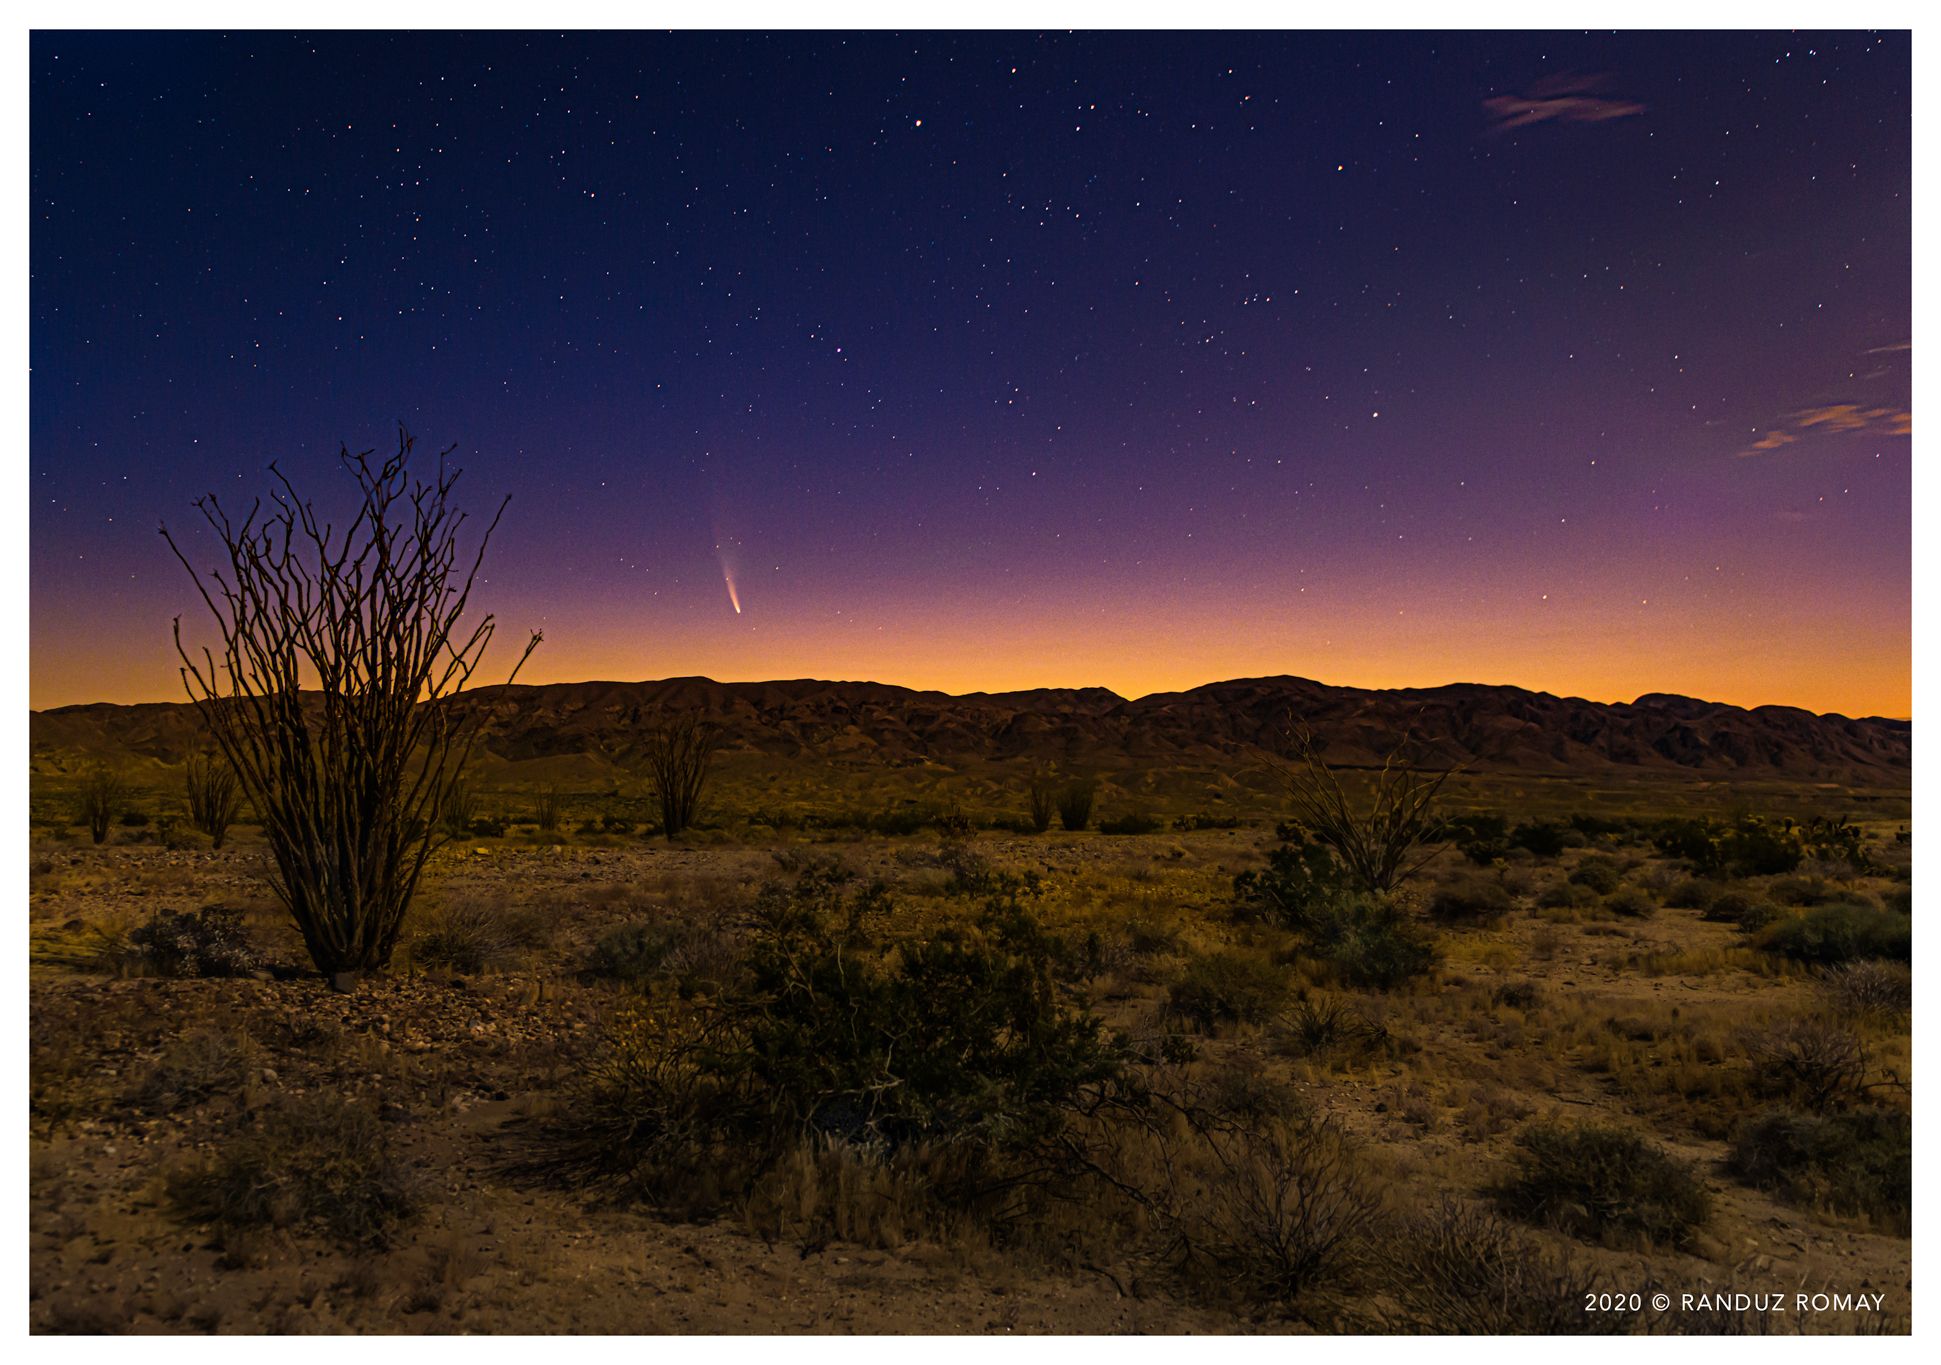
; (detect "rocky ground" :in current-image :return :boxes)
[27,830,1914,1334]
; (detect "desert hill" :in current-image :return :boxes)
[29,674,1911,787]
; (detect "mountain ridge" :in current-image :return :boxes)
[29,673,1911,786]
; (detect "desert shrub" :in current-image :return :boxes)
[1664,877,1721,911]
[1818,961,1912,1022]
[439,777,478,838]
[1723,819,1805,876]
[1602,886,1657,919]
[74,764,126,844]
[411,897,551,974]
[1745,1016,1869,1114]
[1233,826,1354,932]
[1269,730,1456,893]
[1703,889,1774,926]
[1882,884,1911,916]
[1377,1198,1619,1334]
[1490,980,1543,1010]
[167,1093,417,1248]
[129,1027,253,1112]
[529,860,1125,1217]
[1098,812,1162,836]
[1056,779,1096,831]
[118,809,151,828]
[586,913,739,998]
[124,908,262,978]
[1442,813,1509,865]
[1566,856,1623,895]
[1727,1108,1909,1232]
[1310,898,1438,989]
[534,785,564,834]
[183,752,244,849]
[1173,812,1242,831]
[1536,880,1597,911]
[1427,874,1513,924]
[1276,995,1390,1060]
[1168,951,1289,1031]
[641,713,721,840]
[1165,1114,1381,1308]
[1495,1121,1710,1250]
[1755,903,1910,966]
[468,814,508,838]
[1025,769,1056,833]
[1767,874,1834,907]
[1509,821,1569,859]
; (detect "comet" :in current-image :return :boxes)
[722,570,742,615]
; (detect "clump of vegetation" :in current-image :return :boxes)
[1427,874,1513,924]
[1602,886,1657,919]
[163,430,540,984]
[168,1093,418,1248]
[411,897,551,974]
[1025,768,1056,834]
[1056,778,1096,831]
[640,713,721,840]
[1818,960,1912,1022]
[1509,820,1570,858]
[182,752,243,849]
[1276,995,1391,1061]
[128,1027,254,1112]
[1727,1108,1910,1233]
[74,763,126,845]
[534,785,564,834]
[585,913,739,998]
[1654,814,1804,878]
[1702,888,1775,927]
[1377,1198,1619,1334]
[1494,1121,1711,1250]
[1745,1016,1870,1114]
[1442,813,1509,866]
[1309,898,1438,989]
[1098,811,1162,835]
[1168,950,1289,1031]
[528,860,1125,1219]
[1267,728,1456,893]
[1234,825,1353,931]
[1566,856,1623,895]
[439,777,479,839]
[1665,876,1721,911]
[123,907,263,978]
[1754,902,1911,965]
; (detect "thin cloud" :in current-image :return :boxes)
[1483,74,1645,132]
[1738,404,1911,457]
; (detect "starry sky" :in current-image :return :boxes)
[30,30,1911,716]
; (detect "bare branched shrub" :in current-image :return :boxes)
[534,784,564,834]
[641,714,721,839]
[74,763,126,844]
[1026,768,1056,834]
[182,751,243,849]
[1267,725,1457,893]
[1745,1016,1869,1114]
[1377,1197,1619,1334]
[162,429,539,984]
[1818,961,1912,1024]
[411,896,552,975]
[439,776,478,839]
[1056,777,1096,831]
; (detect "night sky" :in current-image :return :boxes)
[30,31,1911,716]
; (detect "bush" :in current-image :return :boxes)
[1233,826,1353,933]
[1310,898,1438,989]
[1566,857,1622,895]
[1168,951,1289,1031]
[529,861,1125,1214]
[1755,903,1910,966]
[1495,1121,1711,1250]
[1098,812,1162,836]
[1025,770,1056,834]
[1665,877,1721,911]
[1818,961,1912,1022]
[1428,874,1514,924]
[128,1027,253,1112]
[1056,779,1096,831]
[1509,821,1569,858]
[1602,887,1656,919]
[1276,995,1390,1060]
[1378,1198,1619,1334]
[1703,889,1775,927]
[468,814,509,838]
[1536,880,1597,911]
[183,753,244,849]
[1727,1108,1909,1232]
[74,764,126,844]
[168,1093,417,1248]
[1745,1016,1868,1114]
[586,914,739,998]
[124,908,262,978]
[411,897,551,974]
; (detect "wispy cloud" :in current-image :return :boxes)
[1738,404,1911,457]
[1483,74,1645,132]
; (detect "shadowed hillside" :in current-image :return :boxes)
[30,674,1911,787]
